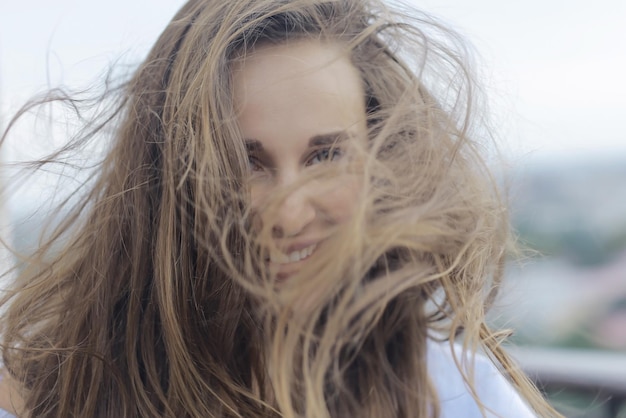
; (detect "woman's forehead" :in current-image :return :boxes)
[233,40,356,91]
[231,39,367,143]
[232,40,363,108]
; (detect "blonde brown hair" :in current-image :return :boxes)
[1,0,561,417]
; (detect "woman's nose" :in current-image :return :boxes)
[270,184,316,238]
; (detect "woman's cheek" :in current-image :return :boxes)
[248,182,270,235]
[318,174,363,223]
[249,179,271,213]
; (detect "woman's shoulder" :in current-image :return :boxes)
[0,372,21,418]
[426,339,537,418]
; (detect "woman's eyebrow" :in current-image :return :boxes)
[244,139,264,153]
[244,139,275,165]
[243,131,351,162]
[308,131,352,147]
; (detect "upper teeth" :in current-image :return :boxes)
[270,243,317,264]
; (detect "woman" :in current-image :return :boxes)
[0,0,561,417]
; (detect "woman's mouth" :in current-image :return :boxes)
[269,243,317,264]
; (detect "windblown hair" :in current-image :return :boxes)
[1,0,560,417]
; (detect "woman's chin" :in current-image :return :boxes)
[269,259,307,283]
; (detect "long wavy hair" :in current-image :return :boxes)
[1,0,560,417]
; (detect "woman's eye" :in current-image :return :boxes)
[247,156,265,172]
[307,147,343,166]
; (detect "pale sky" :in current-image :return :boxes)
[1,0,625,161]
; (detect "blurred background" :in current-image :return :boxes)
[1,1,625,416]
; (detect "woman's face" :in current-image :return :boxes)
[232,39,368,281]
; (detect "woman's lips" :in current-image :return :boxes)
[268,242,318,280]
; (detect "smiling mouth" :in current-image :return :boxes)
[269,243,317,265]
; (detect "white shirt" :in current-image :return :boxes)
[428,340,537,417]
